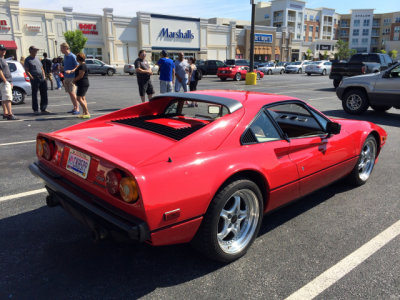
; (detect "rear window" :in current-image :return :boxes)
[226,60,236,65]
[7,62,16,72]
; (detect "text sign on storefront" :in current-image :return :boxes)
[320,45,331,50]
[158,28,195,40]
[255,34,273,43]
[0,20,10,31]
[79,24,98,35]
[25,24,41,32]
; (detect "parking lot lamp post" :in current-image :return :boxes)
[246,0,257,85]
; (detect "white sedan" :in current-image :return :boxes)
[257,62,285,75]
[305,60,332,76]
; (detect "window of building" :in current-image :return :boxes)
[310,15,314,21]
[394,36,399,41]
[395,26,400,32]
[354,19,360,27]
[334,18,337,25]
[304,25,307,31]
[316,15,320,22]
[316,26,319,33]
[353,29,359,36]
[361,38,368,45]
[384,18,392,25]
[352,38,358,44]
[304,14,307,21]
[395,17,400,23]
[297,34,301,39]
[362,29,369,36]
[363,19,370,26]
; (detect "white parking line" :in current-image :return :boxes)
[286,219,400,300]
[1,112,105,123]
[0,140,36,146]
[11,101,97,109]
[0,188,47,203]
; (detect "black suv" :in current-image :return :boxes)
[196,60,226,76]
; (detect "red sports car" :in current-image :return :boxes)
[217,66,264,81]
[30,91,387,262]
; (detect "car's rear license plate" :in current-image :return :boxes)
[66,149,91,179]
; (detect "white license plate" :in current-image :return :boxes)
[66,148,91,179]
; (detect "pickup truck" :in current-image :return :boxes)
[196,60,226,76]
[329,53,394,88]
[336,62,400,114]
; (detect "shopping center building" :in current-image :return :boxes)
[0,0,293,65]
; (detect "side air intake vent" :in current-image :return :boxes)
[241,129,257,145]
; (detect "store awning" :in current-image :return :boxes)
[275,47,281,55]
[255,46,272,55]
[236,47,242,54]
[0,41,17,50]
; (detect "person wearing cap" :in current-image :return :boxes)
[157,50,175,94]
[0,44,17,120]
[24,45,50,115]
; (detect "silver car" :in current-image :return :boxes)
[85,59,116,76]
[305,60,332,76]
[336,62,400,114]
[257,62,285,75]
[285,61,312,74]
[123,62,159,75]
[6,60,32,105]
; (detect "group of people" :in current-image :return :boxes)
[134,50,199,102]
[0,42,91,121]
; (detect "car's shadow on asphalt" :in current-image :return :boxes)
[314,87,336,92]
[322,109,400,128]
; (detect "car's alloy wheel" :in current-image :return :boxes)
[268,70,272,75]
[342,89,369,114]
[192,179,263,262]
[107,69,114,76]
[12,88,25,105]
[347,136,377,186]
[322,69,326,76]
[234,73,241,81]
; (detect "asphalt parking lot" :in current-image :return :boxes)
[1,73,399,299]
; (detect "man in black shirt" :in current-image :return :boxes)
[0,44,17,120]
[42,52,53,90]
[134,50,154,102]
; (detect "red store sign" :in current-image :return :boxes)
[79,23,98,35]
[0,20,11,31]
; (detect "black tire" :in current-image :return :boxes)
[11,88,25,105]
[267,70,272,75]
[220,77,227,81]
[321,69,326,76]
[342,89,369,115]
[101,73,106,76]
[280,69,284,74]
[234,73,241,81]
[298,68,302,74]
[257,72,261,80]
[129,73,134,76]
[333,79,341,88]
[191,179,263,262]
[346,135,377,186]
[107,69,114,76]
[307,73,311,76]
[371,105,391,112]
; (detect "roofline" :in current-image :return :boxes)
[150,92,243,113]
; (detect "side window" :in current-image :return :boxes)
[216,61,225,67]
[265,103,326,139]
[86,60,93,64]
[246,111,281,143]
[208,61,216,66]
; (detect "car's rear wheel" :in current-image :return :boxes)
[129,72,134,76]
[346,135,377,186]
[298,68,302,74]
[371,105,391,112]
[342,89,369,115]
[12,88,25,105]
[234,73,241,81]
[307,73,311,76]
[321,69,326,76]
[267,70,272,75]
[107,69,114,76]
[192,179,263,262]
[220,77,227,81]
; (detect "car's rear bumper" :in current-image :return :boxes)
[29,161,150,242]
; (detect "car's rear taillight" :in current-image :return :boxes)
[361,65,366,74]
[106,169,122,195]
[36,137,55,161]
[24,72,30,82]
[106,169,139,203]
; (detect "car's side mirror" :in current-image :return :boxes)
[327,122,341,135]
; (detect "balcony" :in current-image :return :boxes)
[323,31,332,36]
[371,31,379,37]
[274,17,283,22]
[372,22,380,28]
[324,22,333,26]
[287,16,296,22]
[288,26,295,32]
[340,33,349,37]
[340,22,350,28]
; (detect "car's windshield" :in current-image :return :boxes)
[164,100,229,120]
[291,62,301,65]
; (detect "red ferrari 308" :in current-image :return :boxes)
[217,66,264,81]
[30,90,387,262]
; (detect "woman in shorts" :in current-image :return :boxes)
[72,53,90,118]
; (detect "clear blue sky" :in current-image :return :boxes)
[20,0,400,20]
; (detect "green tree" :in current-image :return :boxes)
[305,48,313,60]
[389,49,398,59]
[63,30,88,54]
[380,49,387,54]
[335,39,353,60]
[323,50,329,59]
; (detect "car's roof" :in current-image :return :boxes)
[152,90,299,112]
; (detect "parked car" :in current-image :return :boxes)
[336,62,400,114]
[196,60,225,76]
[257,62,285,75]
[6,60,32,105]
[329,53,394,88]
[85,59,116,76]
[225,59,250,67]
[305,60,332,76]
[285,61,312,74]
[123,62,159,75]
[217,65,264,81]
[30,90,386,262]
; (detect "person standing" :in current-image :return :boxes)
[157,50,175,94]
[134,50,154,102]
[42,52,54,90]
[188,57,198,92]
[52,58,62,90]
[24,45,50,115]
[174,52,189,92]
[60,42,79,114]
[72,53,90,119]
[0,44,17,120]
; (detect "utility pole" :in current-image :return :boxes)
[246,0,257,85]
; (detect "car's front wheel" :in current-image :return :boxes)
[107,69,114,76]
[12,88,25,105]
[333,79,341,88]
[346,135,377,186]
[234,73,241,81]
[192,179,263,262]
[342,89,369,115]
[307,73,311,76]
[321,69,326,76]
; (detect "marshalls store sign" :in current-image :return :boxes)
[159,28,195,40]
